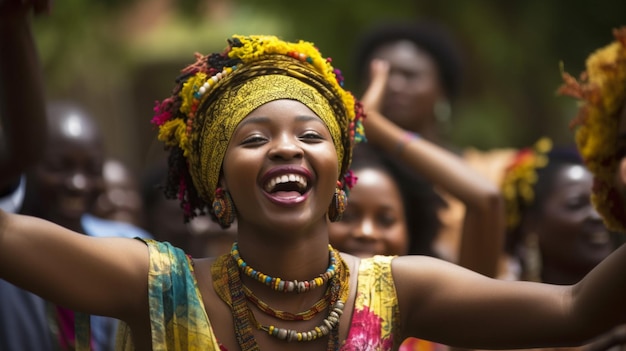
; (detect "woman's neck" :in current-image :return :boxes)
[235,218,332,282]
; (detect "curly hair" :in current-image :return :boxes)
[353,20,463,100]
[558,26,626,232]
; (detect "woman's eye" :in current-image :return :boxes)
[377,214,397,228]
[241,135,267,145]
[300,132,323,141]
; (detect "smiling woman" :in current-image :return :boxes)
[222,100,339,230]
[499,138,618,284]
[3,31,626,351]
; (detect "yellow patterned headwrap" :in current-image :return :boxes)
[558,26,626,232]
[191,74,342,207]
[152,35,365,221]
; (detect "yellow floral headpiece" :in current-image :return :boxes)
[152,35,365,221]
[501,137,553,231]
[558,26,626,232]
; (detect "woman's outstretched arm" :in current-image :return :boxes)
[391,242,626,349]
[0,209,150,324]
[361,59,504,277]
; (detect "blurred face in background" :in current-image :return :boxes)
[32,109,105,230]
[329,167,409,257]
[533,164,614,278]
[188,216,238,258]
[94,159,144,227]
[369,40,444,134]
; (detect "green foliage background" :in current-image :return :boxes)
[31,0,626,173]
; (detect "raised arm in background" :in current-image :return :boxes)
[361,59,504,277]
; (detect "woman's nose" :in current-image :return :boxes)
[268,135,304,160]
[66,172,87,191]
[352,217,377,240]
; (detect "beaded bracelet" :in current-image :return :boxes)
[395,131,420,155]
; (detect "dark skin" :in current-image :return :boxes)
[2,97,626,351]
[94,159,144,227]
[0,43,625,351]
[362,60,503,277]
[366,40,445,144]
[527,165,613,285]
[0,0,48,190]
[21,104,105,232]
[329,166,410,257]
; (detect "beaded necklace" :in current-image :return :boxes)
[231,242,338,293]
[211,245,350,351]
[243,283,330,321]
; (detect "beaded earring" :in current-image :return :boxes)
[327,181,347,222]
[212,187,236,228]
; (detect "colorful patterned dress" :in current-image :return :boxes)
[113,240,403,350]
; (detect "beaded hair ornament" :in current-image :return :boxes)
[558,26,626,232]
[152,35,365,222]
[501,137,553,231]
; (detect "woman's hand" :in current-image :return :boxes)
[360,59,392,145]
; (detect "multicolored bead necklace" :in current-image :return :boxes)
[243,283,330,321]
[250,291,347,343]
[212,245,350,350]
[231,242,338,293]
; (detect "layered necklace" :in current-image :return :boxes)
[212,242,350,351]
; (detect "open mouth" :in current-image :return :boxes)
[264,173,309,195]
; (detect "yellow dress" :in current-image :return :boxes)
[111,240,402,350]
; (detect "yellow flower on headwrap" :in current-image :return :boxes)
[180,73,207,116]
[558,26,626,232]
[157,119,189,156]
[501,137,553,231]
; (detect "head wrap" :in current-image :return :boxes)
[558,26,626,232]
[152,35,365,221]
[501,137,553,232]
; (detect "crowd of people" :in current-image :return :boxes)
[1,1,626,351]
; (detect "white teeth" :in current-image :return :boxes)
[264,173,308,192]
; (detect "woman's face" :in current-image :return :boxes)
[221,99,338,231]
[329,167,409,257]
[369,40,443,133]
[33,116,104,227]
[535,164,614,272]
